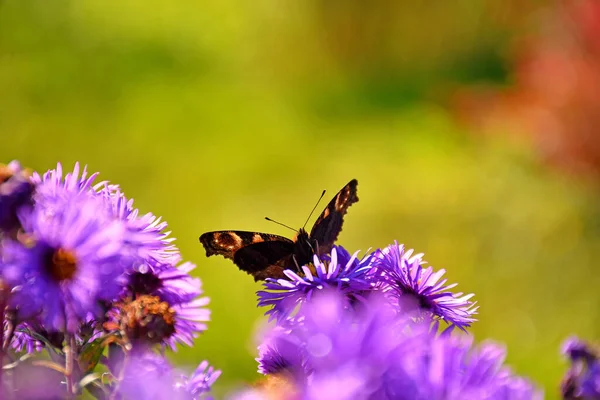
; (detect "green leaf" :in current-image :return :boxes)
[78,334,118,375]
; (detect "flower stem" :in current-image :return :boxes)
[64,334,75,398]
[1,318,14,352]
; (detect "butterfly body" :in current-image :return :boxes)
[199,179,358,281]
[291,228,317,268]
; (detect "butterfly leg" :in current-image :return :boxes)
[313,239,321,258]
[291,254,302,273]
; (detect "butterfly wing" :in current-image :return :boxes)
[309,179,359,254]
[200,179,358,280]
[199,231,295,281]
[199,231,292,260]
[233,240,296,281]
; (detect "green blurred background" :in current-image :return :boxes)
[2,1,600,398]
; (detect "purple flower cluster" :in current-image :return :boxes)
[257,242,478,330]
[0,161,218,399]
[249,292,542,400]
[251,234,546,399]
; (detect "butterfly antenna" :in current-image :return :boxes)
[302,189,327,230]
[265,217,298,233]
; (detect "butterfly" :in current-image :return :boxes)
[199,179,359,281]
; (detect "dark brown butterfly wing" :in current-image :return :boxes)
[309,179,359,255]
[200,179,359,280]
[199,231,292,260]
[233,240,296,281]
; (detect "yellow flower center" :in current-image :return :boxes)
[107,295,176,344]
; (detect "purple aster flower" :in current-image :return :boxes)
[254,290,540,400]
[257,325,308,376]
[0,186,129,332]
[5,321,44,353]
[372,242,478,330]
[118,350,220,400]
[105,261,210,350]
[257,246,375,322]
[0,160,33,233]
[561,336,600,399]
[175,360,221,399]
